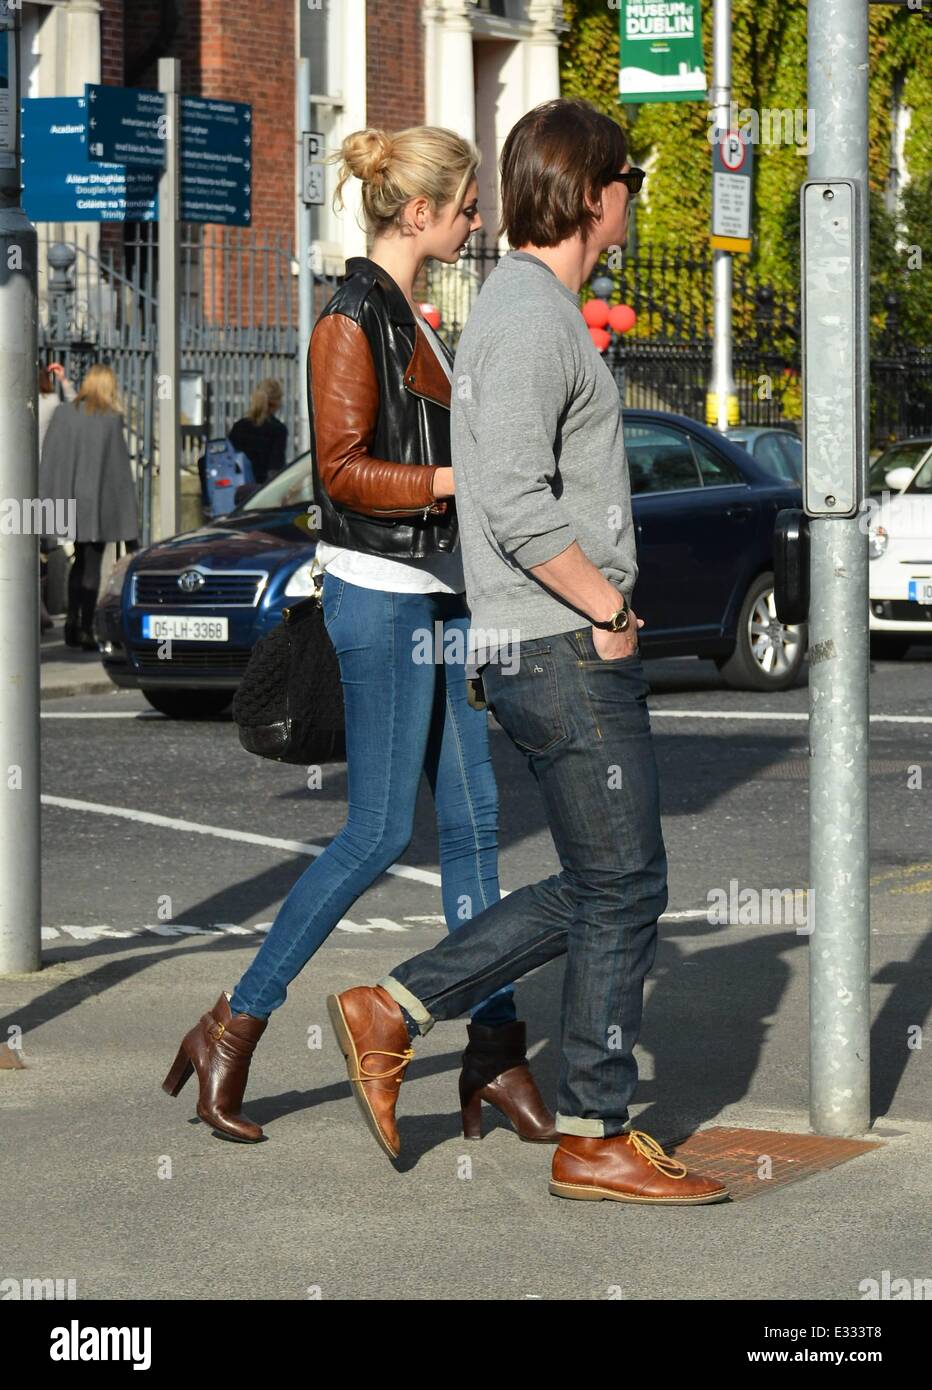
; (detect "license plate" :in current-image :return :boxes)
[141,614,229,642]
[907,579,932,603]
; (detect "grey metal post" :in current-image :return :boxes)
[707,0,736,432]
[807,0,871,1135]
[296,59,312,456]
[157,58,181,540]
[0,6,41,975]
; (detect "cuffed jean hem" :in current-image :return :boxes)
[379,974,436,1035]
[555,1112,633,1138]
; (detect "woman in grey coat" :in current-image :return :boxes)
[39,364,139,649]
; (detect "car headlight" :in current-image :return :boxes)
[105,554,134,598]
[868,526,889,561]
[284,562,321,597]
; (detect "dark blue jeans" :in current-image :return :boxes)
[230,574,515,1024]
[381,627,668,1137]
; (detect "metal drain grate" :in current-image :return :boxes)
[663,1126,882,1200]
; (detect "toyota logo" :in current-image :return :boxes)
[178,570,206,592]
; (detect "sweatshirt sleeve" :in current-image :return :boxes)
[457,310,578,569]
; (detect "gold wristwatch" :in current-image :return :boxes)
[592,594,630,632]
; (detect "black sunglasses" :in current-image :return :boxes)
[610,167,645,197]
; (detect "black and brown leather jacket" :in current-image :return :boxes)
[307,255,458,557]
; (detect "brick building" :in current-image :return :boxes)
[22,0,564,267]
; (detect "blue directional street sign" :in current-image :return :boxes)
[179,95,251,226]
[21,97,158,222]
[22,88,252,226]
[85,83,166,168]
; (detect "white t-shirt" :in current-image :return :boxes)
[315,316,464,594]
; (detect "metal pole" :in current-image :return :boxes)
[807,0,871,1136]
[707,0,736,432]
[296,58,312,456]
[157,58,181,540]
[0,6,41,975]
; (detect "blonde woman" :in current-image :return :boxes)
[164,126,556,1148]
[229,378,288,485]
[38,363,138,649]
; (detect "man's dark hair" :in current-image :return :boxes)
[498,98,628,248]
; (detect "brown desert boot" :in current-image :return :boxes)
[327,985,414,1159]
[550,1130,729,1205]
[162,992,268,1142]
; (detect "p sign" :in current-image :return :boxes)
[711,131,752,254]
[302,130,325,207]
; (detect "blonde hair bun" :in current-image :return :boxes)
[342,129,393,186]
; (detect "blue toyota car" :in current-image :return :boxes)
[94,410,805,716]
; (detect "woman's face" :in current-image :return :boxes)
[421,177,482,263]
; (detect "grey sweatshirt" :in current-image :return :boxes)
[450,250,637,660]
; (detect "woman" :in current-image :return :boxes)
[163,125,555,1147]
[38,364,138,650]
[228,379,288,486]
[38,364,75,632]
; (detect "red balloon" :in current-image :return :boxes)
[589,326,611,352]
[418,302,441,330]
[582,298,611,329]
[608,303,637,334]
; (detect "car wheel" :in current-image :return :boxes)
[870,635,911,661]
[141,688,233,719]
[716,571,806,691]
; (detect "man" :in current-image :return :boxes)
[327,99,727,1206]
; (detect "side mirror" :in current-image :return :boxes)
[773,509,810,625]
[883,466,914,493]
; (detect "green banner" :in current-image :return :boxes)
[619,0,707,104]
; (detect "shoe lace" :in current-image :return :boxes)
[625,1129,688,1179]
[354,1047,414,1085]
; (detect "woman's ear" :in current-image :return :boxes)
[408,194,430,232]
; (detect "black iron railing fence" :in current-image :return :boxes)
[426,232,931,445]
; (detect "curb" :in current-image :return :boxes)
[40,680,118,701]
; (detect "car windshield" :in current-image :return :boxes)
[868,441,931,493]
[240,453,314,511]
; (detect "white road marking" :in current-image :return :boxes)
[42,917,425,943]
[650,709,932,724]
[41,905,716,943]
[43,707,932,724]
[40,794,443,887]
[41,711,162,719]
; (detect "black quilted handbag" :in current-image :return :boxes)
[232,582,345,764]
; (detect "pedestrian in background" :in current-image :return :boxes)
[38,363,139,650]
[228,378,288,486]
[38,364,76,632]
[38,363,75,455]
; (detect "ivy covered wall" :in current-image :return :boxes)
[560,0,931,347]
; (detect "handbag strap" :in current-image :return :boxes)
[309,551,325,597]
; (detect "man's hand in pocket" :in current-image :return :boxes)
[591,611,645,660]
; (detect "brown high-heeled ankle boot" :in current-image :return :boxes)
[162,993,268,1142]
[459,1020,557,1143]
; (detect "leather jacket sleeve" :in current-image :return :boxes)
[308,312,445,515]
